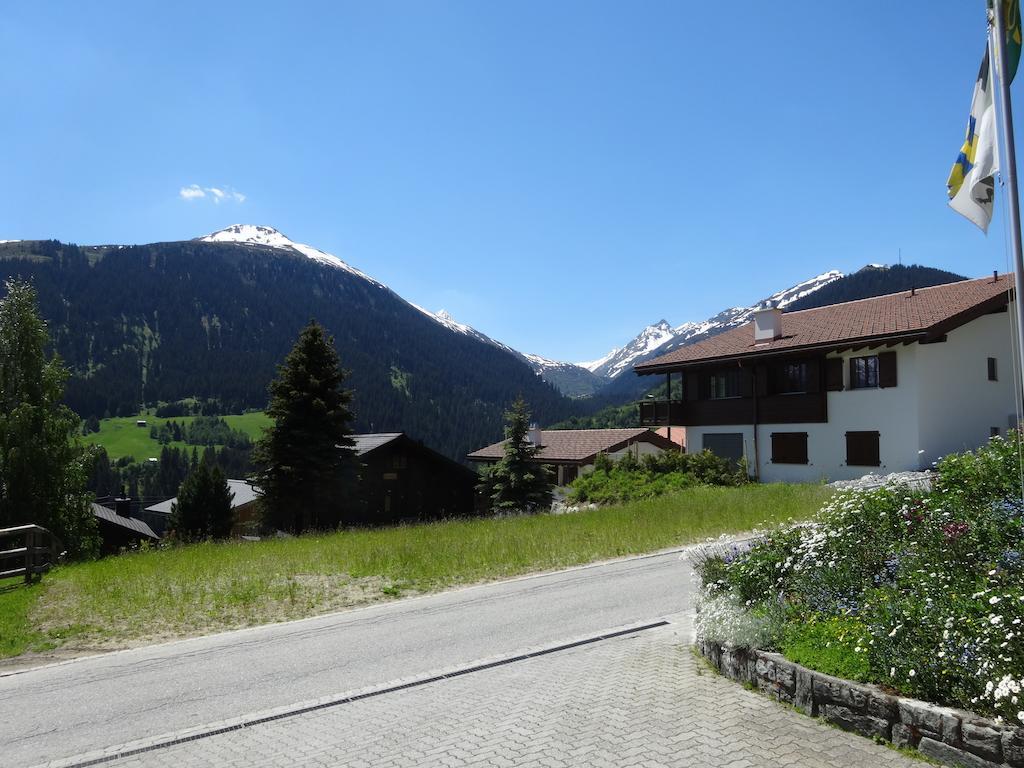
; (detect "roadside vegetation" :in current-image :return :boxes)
[694,433,1024,724]
[569,449,747,504]
[0,482,828,660]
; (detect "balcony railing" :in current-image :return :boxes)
[638,400,685,427]
[638,393,826,427]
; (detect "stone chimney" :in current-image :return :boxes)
[528,424,543,447]
[114,495,132,517]
[753,302,783,342]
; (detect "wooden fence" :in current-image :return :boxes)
[0,525,62,584]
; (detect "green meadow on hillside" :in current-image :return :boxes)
[83,412,272,460]
[0,483,829,660]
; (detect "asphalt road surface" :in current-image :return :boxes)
[0,547,697,767]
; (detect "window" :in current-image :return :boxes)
[710,370,741,399]
[988,357,998,381]
[560,465,578,485]
[771,432,808,464]
[846,431,880,466]
[850,356,879,389]
[778,362,809,394]
[702,433,744,464]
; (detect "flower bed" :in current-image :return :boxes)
[694,433,1024,728]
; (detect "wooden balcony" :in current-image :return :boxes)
[638,392,826,427]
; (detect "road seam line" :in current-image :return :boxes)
[38,620,671,768]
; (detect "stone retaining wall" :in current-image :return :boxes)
[699,639,1024,768]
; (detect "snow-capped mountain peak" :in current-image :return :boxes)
[578,269,844,382]
[196,224,385,287]
[580,319,676,379]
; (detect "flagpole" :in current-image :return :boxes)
[992,0,1024,404]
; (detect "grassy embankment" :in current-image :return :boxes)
[82,412,271,460]
[0,483,830,660]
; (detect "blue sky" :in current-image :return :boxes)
[0,1,1016,362]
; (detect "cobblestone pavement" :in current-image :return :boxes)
[41,623,920,768]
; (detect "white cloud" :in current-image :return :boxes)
[179,184,246,204]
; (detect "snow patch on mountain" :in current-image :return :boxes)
[580,320,676,379]
[581,270,844,381]
[411,305,601,395]
[410,304,517,354]
[197,225,385,287]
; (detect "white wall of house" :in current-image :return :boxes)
[916,306,1016,467]
[687,309,1018,482]
[686,347,921,483]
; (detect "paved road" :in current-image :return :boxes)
[36,623,918,768]
[1,549,696,767]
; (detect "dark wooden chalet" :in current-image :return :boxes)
[354,433,477,524]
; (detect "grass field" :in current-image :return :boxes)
[82,412,272,460]
[0,483,830,660]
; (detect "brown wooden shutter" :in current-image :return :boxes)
[685,372,699,401]
[805,359,821,393]
[825,358,844,391]
[755,365,768,397]
[878,351,897,388]
[846,431,880,466]
[739,368,754,397]
[771,432,808,464]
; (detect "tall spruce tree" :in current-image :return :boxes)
[171,463,234,541]
[482,396,553,513]
[0,279,98,557]
[254,321,359,533]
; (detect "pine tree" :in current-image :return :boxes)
[171,463,234,541]
[253,321,359,533]
[484,396,553,514]
[0,279,98,557]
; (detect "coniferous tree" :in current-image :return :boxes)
[483,396,554,514]
[253,321,359,533]
[171,463,234,541]
[0,279,98,557]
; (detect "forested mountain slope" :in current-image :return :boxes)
[785,264,966,311]
[0,238,583,460]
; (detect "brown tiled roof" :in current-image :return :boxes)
[635,274,1013,373]
[467,428,677,463]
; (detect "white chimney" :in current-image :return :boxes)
[528,424,543,446]
[753,303,783,342]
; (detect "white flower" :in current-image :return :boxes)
[909,669,916,677]
[990,596,1002,605]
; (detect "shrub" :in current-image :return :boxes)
[569,449,745,504]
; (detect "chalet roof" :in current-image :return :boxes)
[353,433,478,478]
[91,503,159,539]
[352,433,404,456]
[467,428,677,464]
[144,479,260,516]
[635,274,1013,373]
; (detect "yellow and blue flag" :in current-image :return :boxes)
[947,47,999,232]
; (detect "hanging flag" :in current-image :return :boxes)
[998,0,1022,83]
[947,46,1000,232]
